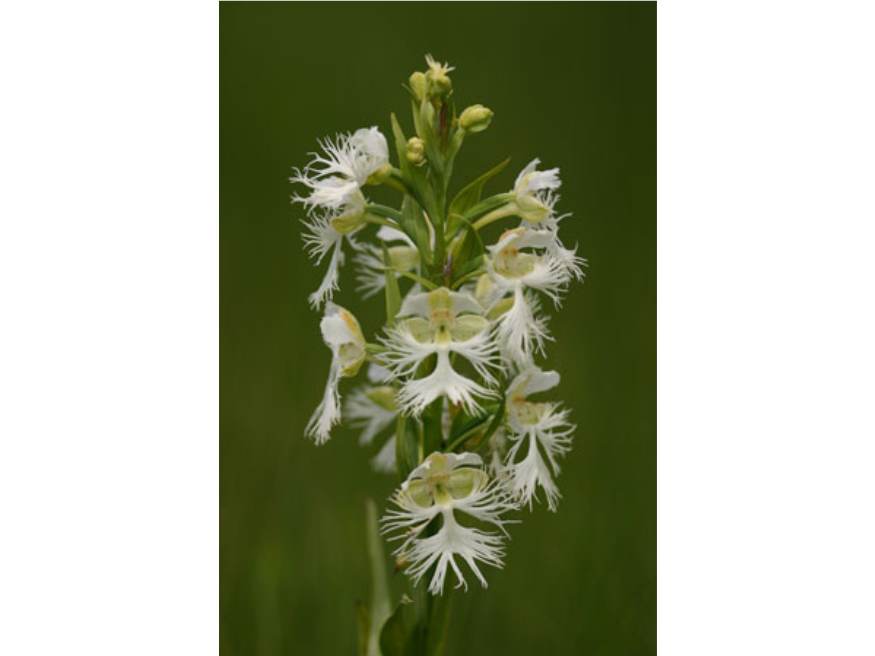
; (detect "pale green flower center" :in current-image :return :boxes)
[492,245,537,279]
[403,454,489,508]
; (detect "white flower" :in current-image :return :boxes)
[293,127,390,208]
[292,127,391,308]
[503,368,574,511]
[511,158,562,224]
[483,227,580,366]
[353,226,421,298]
[305,304,367,445]
[381,287,500,416]
[344,384,397,446]
[382,452,516,594]
[344,365,399,474]
[299,189,366,308]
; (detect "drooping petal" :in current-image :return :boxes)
[305,363,342,445]
[505,432,561,511]
[396,351,495,416]
[495,286,550,367]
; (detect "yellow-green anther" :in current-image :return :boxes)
[366,162,393,186]
[459,104,493,134]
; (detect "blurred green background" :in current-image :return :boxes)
[220,3,654,655]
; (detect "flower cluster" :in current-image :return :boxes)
[292,56,586,596]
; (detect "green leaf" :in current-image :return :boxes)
[419,99,443,179]
[447,157,511,236]
[450,223,484,282]
[451,255,484,288]
[383,243,402,328]
[394,415,420,480]
[426,591,453,656]
[391,112,441,250]
[379,597,414,656]
[472,396,506,452]
[410,98,425,142]
[365,499,391,656]
[445,406,498,452]
[397,195,433,268]
[356,601,369,656]
[421,397,444,455]
[390,112,409,168]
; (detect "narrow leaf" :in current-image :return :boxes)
[422,397,444,455]
[447,157,511,236]
[394,415,420,480]
[365,499,391,656]
[450,224,484,283]
[383,243,402,328]
[398,195,433,267]
[426,591,453,656]
[451,254,484,287]
[356,601,369,656]
[379,601,408,656]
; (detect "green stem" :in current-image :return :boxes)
[366,204,403,223]
[365,500,391,656]
[444,416,491,452]
[394,269,439,290]
[365,215,400,230]
[385,169,410,195]
[451,268,486,290]
[365,354,388,367]
[472,204,517,231]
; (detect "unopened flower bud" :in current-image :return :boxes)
[406,137,426,167]
[387,244,420,271]
[459,104,493,134]
[409,71,428,103]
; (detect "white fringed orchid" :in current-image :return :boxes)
[299,189,367,308]
[503,368,574,511]
[305,303,366,445]
[511,158,562,224]
[354,226,421,299]
[381,288,499,416]
[382,452,516,595]
[482,227,580,367]
[293,58,587,637]
[291,127,391,308]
